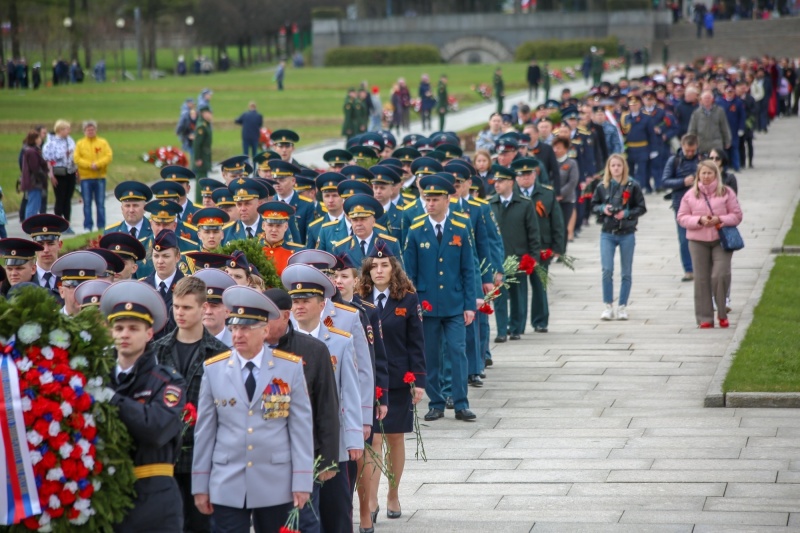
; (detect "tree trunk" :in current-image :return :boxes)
[238,40,245,66]
[81,0,91,68]
[68,0,79,60]
[147,19,157,69]
[246,38,252,66]
[9,0,21,58]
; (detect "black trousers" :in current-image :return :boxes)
[176,472,212,532]
[116,477,183,533]
[213,501,293,533]
[318,461,356,533]
[53,172,77,222]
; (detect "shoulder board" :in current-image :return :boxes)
[398,200,417,211]
[375,223,387,232]
[298,195,313,203]
[466,199,481,207]
[193,202,203,208]
[309,217,324,228]
[286,242,305,249]
[519,195,533,201]
[222,220,236,230]
[322,220,339,228]
[204,350,232,366]
[543,184,554,190]
[453,211,469,219]
[332,236,352,248]
[577,126,590,134]
[333,302,357,313]
[449,197,458,204]
[360,300,376,309]
[183,222,198,230]
[377,233,397,242]
[105,221,122,230]
[413,213,428,221]
[180,236,198,245]
[409,220,425,230]
[273,349,301,363]
[451,220,466,229]
[473,197,489,205]
[156,365,183,381]
[401,192,415,199]
[328,326,352,338]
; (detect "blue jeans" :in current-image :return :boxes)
[242,139,259,161]
[600,231,635,306]
[81,179,106,231]
[674,209,693,273]
[727,143,741,171]
[25,189,43,219]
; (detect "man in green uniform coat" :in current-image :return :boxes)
[493,67,504,114]
[591,47,604,86]
[354,88,370,136]
[542,63,551,102]
[192,105,213,203]
[341,88,357,140]
[511,158,565,333]
[437,74,449,132]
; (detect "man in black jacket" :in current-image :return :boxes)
[527,59,542,101]
[523,123,560,194]
[675,86,699,139]
[661,133,700,282]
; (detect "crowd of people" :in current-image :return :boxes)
[1,53,796,532]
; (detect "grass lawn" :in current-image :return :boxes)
[783,200,800,246]
[723,256,800,393]
[0,59,583,212]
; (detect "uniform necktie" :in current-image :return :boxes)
[42,272,52,289]
[360,240,367,256]
[130,227,137,238]
[349,227,354,237]
[525,189,531,197]
[244,361,256,402]
[377,293,386,313]
[246,227,254,239]
[502,200,510,209]
[159,281,167,297]
[435,223,443,243]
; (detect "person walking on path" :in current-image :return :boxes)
[275,60,286,91]
[235,101,263,161]
[591,154,647,321]
[437,74,449,131]
[677,160,743,329]
[42,119,78,231]
[687,90,732,156]
[494,67,505,114]
[74,120,113,232]
[398,78,411,132]
[419,74,435,131]
[527,60,541,101]
[662,133,700,282]
[192,106,213,187]
[20,130,50,220]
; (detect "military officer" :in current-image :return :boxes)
[192,286,313,531]
[642,90,670,192]
[211,188,238,222]
[331,194,401,268]
[307,172,347,249]
[150,180,199,242]
[194,267,237,347]
[219,155,253,185]
[437,74,449,131]
[400,157,443,241]
[193,207,229,253]
[323,149,352,171]
[192,105,213,199]
[0,238,43,297]
[100,280,185,533]
[99,232,147,281]
[282,264,362,533]
[138,199,197,279]
[161,165,202,224]
[267,160,315,243]
[340,164,374,185]
[494,67,505,114]
[316,180,371,253]
[50,250,107,315]
[621,95,657,193]
[88,247,126,279]
[252,151,280,181]
[21,214,69,299]
[489,164,541,342]
[271,129,308,169]
[105,181,154,244]
[198,177,226,207]
[512,157,566,333]
[224,177,272,241]
[369,165,403,241]
[142,229,186,337]
[73,278,110,310]
[403,175,477,422]
[257,201,305,275]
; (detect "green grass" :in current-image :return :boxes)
[723,256,800,393]
[0,59,583,212]
[783,200,800,246]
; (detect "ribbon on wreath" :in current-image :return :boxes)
[1,343,42,525]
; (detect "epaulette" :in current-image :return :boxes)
[328,326,352,338]
[180,236,199,245]
[466,199,481,207]
[453,211,469,219]
[413,213,427,221]
[409,220,425,230]
[377,233,397,242]
[183,222,198,231]
[308,217,325,228]
[519,195,533,201]
[375,223,387,232]
[451,220,466,229]
[204,350,232,366]
[332,236,352,248]
[542,184,554,190]
[472,197,489,205]
[333,302,357,313]
[401,192,415,199]
[298,195,313,203]
[273,349,301,363]
[577,126,590,134]
[322,220,340,228]
[449,197,458,204]
[360,300,376,309]
[105,221,122,230]
[398,200,417,211]
[286,242,305,249]
[222,220,236,230]
[193,202,203,209]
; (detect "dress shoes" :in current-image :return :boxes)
[455,409,477,421]
[719,319,729,328]
[509,334,521,340]
[479,372,486,379]
[534,326,548,333]
[424,408,444,421]
[468,375,484,387]
[494,336,507,343]
[386,507,402,519]
[699,322,714,329]
[484,358,493,367]
[445,396,454,410]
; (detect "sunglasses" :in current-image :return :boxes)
[710,156,722,161]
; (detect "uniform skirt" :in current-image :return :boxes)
[375,387,414,434]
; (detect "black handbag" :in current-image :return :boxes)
[702,193,744,252]
[52,166,68,177]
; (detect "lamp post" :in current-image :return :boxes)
[63,17,73,65]
[116,17,125,82]
[185,16,194,64]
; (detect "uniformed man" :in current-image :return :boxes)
[100,280,185,533]
[150,180,200,243]
[621,95,657,193]
[88,247,126,279]
[198,177,226,207]
[192,286,313,531]
[73,279,110,310]
[105,181,154,243]
[152,276,229,533]
[391,147,421,205]
[307,172,346,248]
[138,199,198,280]
[50,250,107,315]
[403,175,477,422]
[257,201,305,275]
[332,194,401,269]
[194,267,237,347]
[267,160,315,243]
[0,238,43,297]
[224,177,272,241]
[323,149,352,171]
[161,165,201,224]
[400,157,443,241]
[433,143,462,165]
[642,90,670,192]
[316,180,372,253]
[191,206,229,254]
[99,232,147,281]
[296,171,323,220]
[21,214,69,298]
[512,157,566,333]
[489,164,541,342]
[211,188,238,222]
[282,264,362,533]
[342,88,358,140]
[270,129,307,169]
[220,155,253,186]
[378,130,397,160]
[437,74,449,131]
[142,229,186,338]
[192,105,213,200]
[493,67,504,114]
[369,165,403,241]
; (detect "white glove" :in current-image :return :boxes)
[737,130,744,137]
[649,151,658,160]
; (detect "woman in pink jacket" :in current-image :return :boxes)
[677,160,743,328]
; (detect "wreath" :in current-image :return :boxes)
[141,146,188,168]
[0,286,135,532]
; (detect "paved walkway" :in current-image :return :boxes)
[356,117,800,532]
[2,66,650,238]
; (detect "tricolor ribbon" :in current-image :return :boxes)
[1,344,42,525]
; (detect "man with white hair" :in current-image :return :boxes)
[687,90,732,155]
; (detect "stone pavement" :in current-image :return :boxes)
[2,65,651,238]
[354,117,800,532]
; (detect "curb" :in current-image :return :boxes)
[770,245,800,254]
[704,187,800,407]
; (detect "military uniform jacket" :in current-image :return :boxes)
[377,203,403,241]
[192,118,212,176]
[260,239,304,275]
[400,199,425,243]
[275,324,340,473]
[621,112,655,150]
[571,127,599,179]
[331,230,403,269]
[323,297,375,425]
[285,192,316,245]
[643,107,668,147]
[451,197,496,284]
[224,215,263,242]
[489,193,541,259]
[530,183,566,255]
[142,269,185,336]
[305,214,333,249]
[468,195,505,278]
[110,347,185,492]
[316,218,350,253]
[137,235,198,279]
[152,328,230,473]
[192,346,314,508]
[104,218,154,241]
[403,214,477,317]
[352,294,389,406]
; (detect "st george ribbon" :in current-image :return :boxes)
[1,338,42,525]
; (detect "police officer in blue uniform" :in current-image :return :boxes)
[642,90,669,192]
[622,95,657,193]
[403,175,477,422]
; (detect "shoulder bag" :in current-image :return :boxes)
[702,192,744,252]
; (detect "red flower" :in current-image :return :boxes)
[60,488,77,506]
[182,402,198,427]
[74,391,92,411]
[79,484,94,499]
[540,249,554,262]
[622,190,631,206]
[375,387,383,401]
[403,372,416,385]
[519,254,537,275]
[49,506,65,519]
[421,301,433,312]
[279,527,300,533]
[478,303,494,315]
[40,451,58,470]
[48,432,69,450]
[23,517,40,530]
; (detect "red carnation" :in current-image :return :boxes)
[39,480,61,499]
[540,249,554,262]
[519,254,537,275]
[62,386,77,404]
[49,506,65,519]
[60,488,77,506]
[49,432,69,450]
[27,346,42,360]
[23,517,40,530]
[182,402,198,427]
[478,303,494,315]
[68,507,81,520]
[421,301,433,312]
[70,445,83,460]
[375,386,383,401]
[33,418,50,437]
[61,459,79,480]
[52,347,69,363]
[83,425,97,442]
[75,462,90,480]
[403,372,416,385]
[93,459,103,475]
[279,527,300,533]
[74,392,92,411]
[68,413,85,430]
[40,451,58,470]
[79,484,94,499]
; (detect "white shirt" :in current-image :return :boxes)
[391,195,401,206]
[428,210,450,233]
[355,232,373,252]
[295,323,321,338]
[155,270,177,290]
[372,287,390,304]
[402,176,416,189]
[36,265,54,290]
[243,218,260,237]
[499,193,513,205]
[115,364,132,380]
[278,191,296,204]
[236,346,265,383]
[125,219,144,236]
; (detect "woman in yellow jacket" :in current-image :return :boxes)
[74,120,113,232]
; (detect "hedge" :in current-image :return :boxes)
[311,7,344,19]
[515,36,619,62]
[606,0,652,10]
[325,45,441,67]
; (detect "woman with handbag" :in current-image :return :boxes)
[42,119,78,231]
[20,130,49,220]
[677,160,743,328]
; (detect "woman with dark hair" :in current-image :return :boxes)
[20,130,49,219]
[356,245,425,531]
[708,148,738,195]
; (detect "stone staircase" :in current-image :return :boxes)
[655,17,800,62]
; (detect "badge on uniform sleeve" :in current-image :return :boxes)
[417,304,423,321]
[163,385,182,407]
[330,355,337,371]
[366,324,375,345]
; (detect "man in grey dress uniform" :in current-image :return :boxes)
[192,286,314,532]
